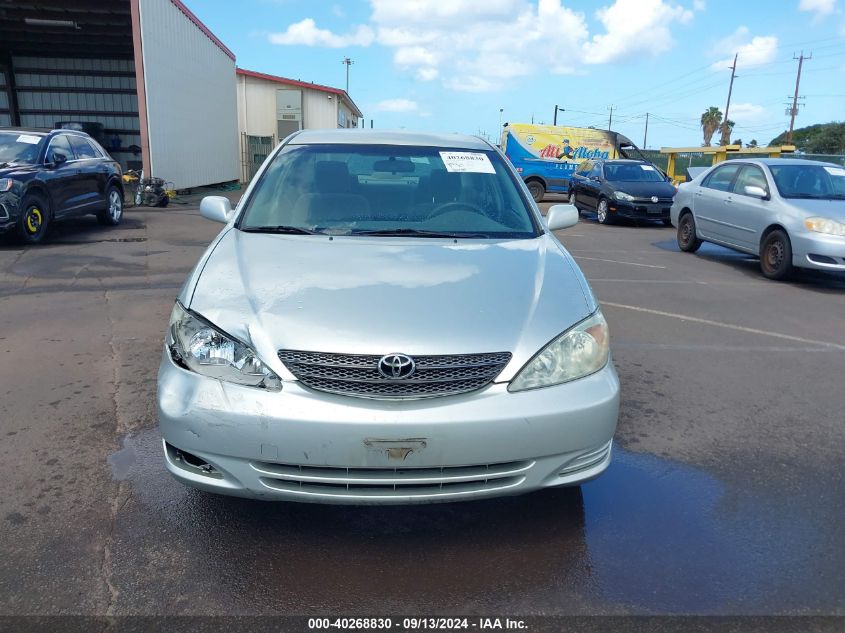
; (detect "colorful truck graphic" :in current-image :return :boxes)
[501,123,643,201]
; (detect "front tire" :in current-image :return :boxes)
[526,180,545,203]
[760,230,793,280]
[16,193,50,244]
[677,212,702,252]
[596,198,613,225]
[98,185,124,226]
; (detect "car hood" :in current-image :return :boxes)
[0,164,35,179]
[608,180,676,198]
[187,230,595,380]
[783,198,845,219]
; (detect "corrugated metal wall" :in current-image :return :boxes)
[303,89,338,129]
[237,75,279,138]
[0,69,9,127]
[139,0,238,189]
[6,56,141,170]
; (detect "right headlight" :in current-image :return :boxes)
[509,310,609,392]
[614,191,634,202]
[167,301,282,391]
[804,217,845,236]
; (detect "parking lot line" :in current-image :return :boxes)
[603,301,845,351]
[574,256,666,269]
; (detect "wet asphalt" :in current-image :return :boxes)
[0,196,843,617]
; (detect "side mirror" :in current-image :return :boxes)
[50,152,67,167]
[200,196,234,224]
[743,185,768,199]
[546,204,579,231]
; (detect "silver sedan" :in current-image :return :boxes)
[157,130,620,504]
[670,158,845,279]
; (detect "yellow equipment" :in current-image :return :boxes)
[660,144,797,183]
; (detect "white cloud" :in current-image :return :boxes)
[693,0,707,9]
[712,27,778,69]
[270,0,702,92]
[583,0,695,64]
[728,103,766,121]
[268,18,374,47]
[374,98,419,113]
[798,0,837,17]
[416,67,439,81]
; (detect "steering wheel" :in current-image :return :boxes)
[426,201,489,220]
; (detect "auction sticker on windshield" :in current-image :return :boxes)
[16,135,41,144]
[440,151,496,174]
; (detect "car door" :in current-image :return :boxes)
[42,134,81,218]
[67,135,105,212]
[727,165,772,250]
[570,161,591,204]
[580,161,603,210]
[694,163,743,244]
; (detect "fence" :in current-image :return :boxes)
[640,149,845,174]
[241,133,276,183]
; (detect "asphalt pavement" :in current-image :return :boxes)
[0,196,843,618]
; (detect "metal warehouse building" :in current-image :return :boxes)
[0,0,239,190]
[236,69,363,181]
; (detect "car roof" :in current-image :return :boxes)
[742,157,842,168]
[597,159,647,164]
[0,127,91,137]
[0,127,50,135]
[288,129,493,150]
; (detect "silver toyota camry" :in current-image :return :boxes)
[671,158,845,280]
[157,130,620,504]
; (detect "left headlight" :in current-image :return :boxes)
[0,178,14,193]
[509,310,610,392]
[614,191,634,202]
[167,301,282,391]
[805,216,845,236]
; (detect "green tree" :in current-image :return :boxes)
[700,106,723,146]
[770,122,845,153]
[748,139,758,148]
[733,138,743,147]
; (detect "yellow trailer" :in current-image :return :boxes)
[660,144,796,182]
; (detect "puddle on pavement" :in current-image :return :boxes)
[107,428,840,614]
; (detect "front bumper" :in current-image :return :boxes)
[157,349,620,504]
[610,199,672,220]
[791,231,845,271]
[0,194,20,233]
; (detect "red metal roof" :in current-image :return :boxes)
[236,68,363,117]
[171,0,236,61]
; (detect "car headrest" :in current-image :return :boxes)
[315,161,351,194]
[429,169,461,203]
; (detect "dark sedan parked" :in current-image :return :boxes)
[568,158,676,225]
[0,128,124,243]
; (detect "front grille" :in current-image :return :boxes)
[278,350,512,399]
[251,459,533,500]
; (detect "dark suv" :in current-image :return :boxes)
[0,128,124,243]
[568,158,676,225]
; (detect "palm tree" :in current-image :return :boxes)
[701,107,723,146]
[718,119,735,146]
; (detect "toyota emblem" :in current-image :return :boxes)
[651,196,659,203]
[378,354,416,379]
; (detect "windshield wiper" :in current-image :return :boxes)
[352,228,492,238]
[240,225,320,235]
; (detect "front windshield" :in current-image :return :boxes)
[604,163,666,182]
[239,144,539,238]
[0,132,44,166]
[769,163,845,199]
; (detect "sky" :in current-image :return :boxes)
[188,0,845,148]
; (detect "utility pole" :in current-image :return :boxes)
[341,57,354,93]
[643,112,649,149]
[498,108,504,130]
[721,53,738,145]
[607,105,615,131]
[554,105,564,126]
[786,51,811,145]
